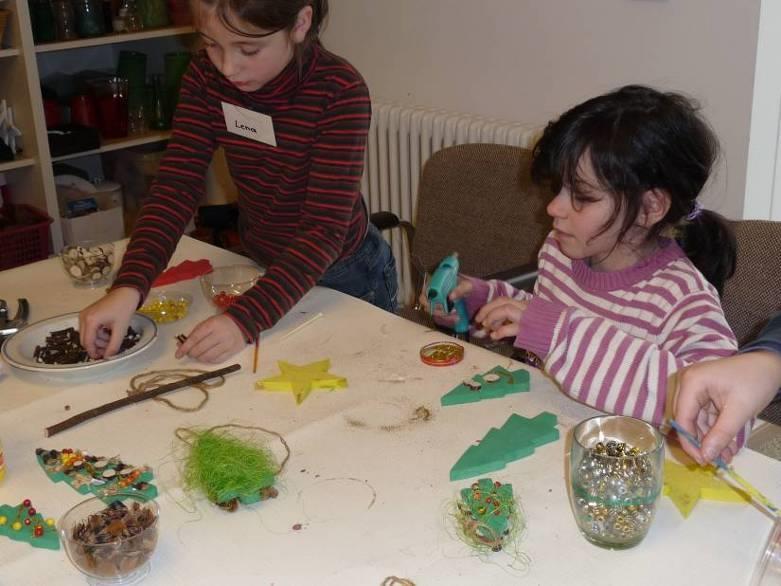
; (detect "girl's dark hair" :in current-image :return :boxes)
[199,0,328,53]
[530,85,736,295]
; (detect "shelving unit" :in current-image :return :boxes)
[35,26,195,53]
[1,2,196,252]
[0,156,35,171]
[51,130,172,162]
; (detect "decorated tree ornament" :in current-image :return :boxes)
[0,501,60,550]
[255,359,347,405]
[36,448,157,502]
[176,424,290,511]
[451,477,529,567]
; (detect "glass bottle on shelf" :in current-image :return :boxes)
[114,0,141,32]
[29,0,57,43]
[52,0,78,41]
[73,0,106,37]
[148,75,168,130]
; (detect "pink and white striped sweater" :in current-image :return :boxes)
[464,233,745,444]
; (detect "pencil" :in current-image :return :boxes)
[253,338,259,374]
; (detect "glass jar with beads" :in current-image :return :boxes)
[568,415,664,549]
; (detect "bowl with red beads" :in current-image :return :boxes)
[199,264,262,311]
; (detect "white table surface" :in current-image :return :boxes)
[0,236,777,586]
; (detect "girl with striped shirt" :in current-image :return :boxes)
[433,86,744,445]
[79,0,397,363]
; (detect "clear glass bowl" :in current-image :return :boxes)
[59,493,159,585]
[568,415,664,549]
[200,264,261,310]
[61,241,115,288]
[138,291,193,324]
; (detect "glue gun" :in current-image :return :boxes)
[427,253,470,335]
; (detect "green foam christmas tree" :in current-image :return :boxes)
[450,412,559,481]
[0,499,59,550]
[441,366,530,406]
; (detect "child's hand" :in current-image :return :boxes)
[176,314,248,363]
[79,287,141,359]
[418,278,473,328]
[474,297,529,340]
[418,278,472,314]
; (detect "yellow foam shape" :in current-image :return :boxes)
[663,459,749,518]
[255,359,347,405]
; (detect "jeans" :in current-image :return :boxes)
[318,223,398,313]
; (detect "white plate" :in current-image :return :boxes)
[1,312,157,375]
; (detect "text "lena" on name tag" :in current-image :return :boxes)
[222,102,277,147]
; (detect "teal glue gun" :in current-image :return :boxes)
[427,253,470,335]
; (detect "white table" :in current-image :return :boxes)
[0,236,777,585]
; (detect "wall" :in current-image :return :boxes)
[323,0,761,219]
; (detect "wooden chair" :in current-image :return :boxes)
[721,219,781,427]
[371,143,551,347]
[722,220,781,346]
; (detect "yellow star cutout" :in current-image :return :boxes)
[255,359,347,405]
[663,459,749,518]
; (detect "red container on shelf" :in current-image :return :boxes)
[166,0,191,25]
[90,77,129,139]
[0,205,54,271]
[70,94,99,128]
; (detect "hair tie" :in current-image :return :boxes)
[685,200,703,221]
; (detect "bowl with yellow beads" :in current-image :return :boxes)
[138,291,192,324]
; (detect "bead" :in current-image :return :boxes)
[12,521,22,531]
[22,499,31,507]
[483,373,500,383]
[24,518,31,526]
[0,515,6,525]
[34,525,44,537]
[28,507,36,516]
[45,518,55,526]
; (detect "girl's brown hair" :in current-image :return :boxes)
[198,0,328,48]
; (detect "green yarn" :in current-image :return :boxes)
[183,428,279,505]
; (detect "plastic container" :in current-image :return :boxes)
[752,520,781,586]
[200,265,262,310]
[0,205,54,271]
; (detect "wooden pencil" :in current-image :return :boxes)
[253,338,259,374]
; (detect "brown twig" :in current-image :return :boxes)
[45,364,242,437]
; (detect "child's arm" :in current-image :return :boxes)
[516,294,742,437]
[224,79,371,341]
[112,58,217,302]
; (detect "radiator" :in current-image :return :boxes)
[361,100,541,305]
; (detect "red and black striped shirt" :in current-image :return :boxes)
[113,43,371,340]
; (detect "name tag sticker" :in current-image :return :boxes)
[222,102,277,147]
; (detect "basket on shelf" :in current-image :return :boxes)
[0,205,54,271]
[0,9,9,48]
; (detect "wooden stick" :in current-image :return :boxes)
[45,364,242,437]
[252,339,259,374]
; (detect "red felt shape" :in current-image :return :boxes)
[152,259,213,287]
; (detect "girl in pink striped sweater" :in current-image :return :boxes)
[435,86,745,446]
